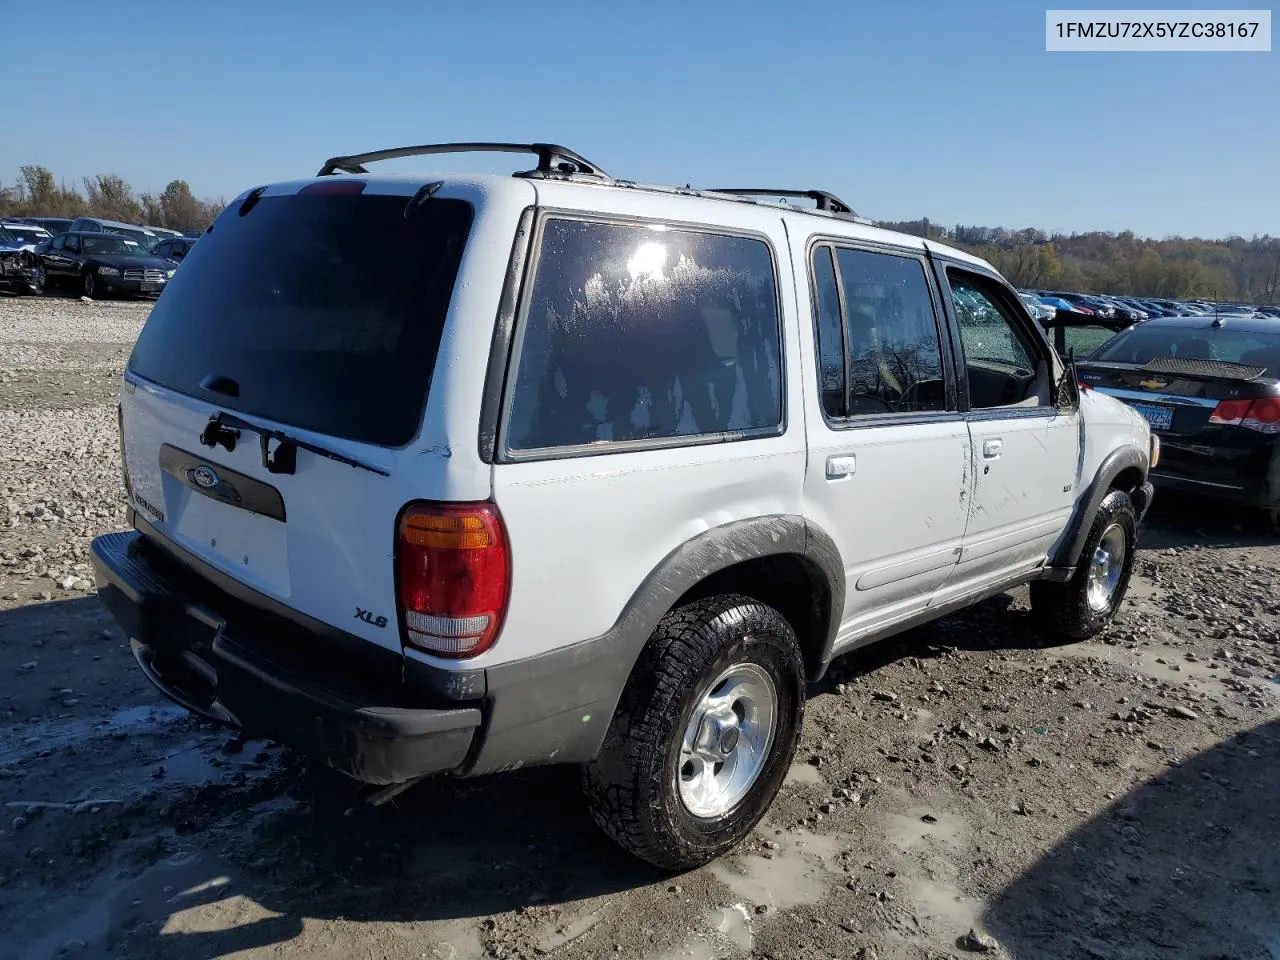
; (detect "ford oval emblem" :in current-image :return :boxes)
[190,465,219,489]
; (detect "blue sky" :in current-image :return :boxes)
[2,0,1275,238]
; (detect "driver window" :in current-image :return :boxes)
[948,272,1049,409]
[828,246,948,416]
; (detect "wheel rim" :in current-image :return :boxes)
[1086,523,1127,612]
[677,661,777,819]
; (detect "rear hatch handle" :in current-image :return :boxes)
[199,411,390,477]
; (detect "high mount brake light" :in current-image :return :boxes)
[396,502,511,658]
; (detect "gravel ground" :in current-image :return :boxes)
[1,294,1279,960]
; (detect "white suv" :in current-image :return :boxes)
[92,143,1155,870]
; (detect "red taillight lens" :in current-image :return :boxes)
[1209,398,1252,425]
[1246,397,1280,432]
[1210,397,1280,433]
[396,502,510,658]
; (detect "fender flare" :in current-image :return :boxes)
[466,515,845,773]
[1051,445,1149,571]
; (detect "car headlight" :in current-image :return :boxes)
[98,266,120,276]
[166,269,176,278]
[1149,433,1161,469]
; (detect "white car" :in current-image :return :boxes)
[91,142,1156,870]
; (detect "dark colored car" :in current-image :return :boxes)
[8,216,75,235]
[1076,315,1280,529]
[39,232,176,299]
[152,236,197,262]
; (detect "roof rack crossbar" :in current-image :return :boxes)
[709,188,855,215]
[317,142,611,179]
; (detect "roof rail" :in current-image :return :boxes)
[316,142,612,180]
[708,188,855,216]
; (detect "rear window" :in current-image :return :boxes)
[128,192,473,447]
[504,218,782,453]
[1091,324,1280,374]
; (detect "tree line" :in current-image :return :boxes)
[882,218,1280,304]
[0,165,224,235]
[3,165,1276,303]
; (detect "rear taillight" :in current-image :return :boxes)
[1209,397,1280,433]
[117,403,131,495]
[396,502,511,658]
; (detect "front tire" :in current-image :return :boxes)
[1031,488,1137,642]
[583,595,805,871]
[25,264,45,296]
[82,270,97,299]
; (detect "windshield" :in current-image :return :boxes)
[1091,324,1280,375]
[128,191,473,447]
[105,228,156,251]
[3,227,48,244]
[0,227,14,243]
[82,236,145,256]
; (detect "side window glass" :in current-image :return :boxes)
[52,235,65,251]
[811,245,845,418]
[506,218,782,452]
[948,273,1047,409]
[66,236,80,253]
[833,248,948,415]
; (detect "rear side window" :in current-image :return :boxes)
[128,192,473,447]
[504,218,782,453]
[812,245,949,418]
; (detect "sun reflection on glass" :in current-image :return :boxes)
[627,242,668,279]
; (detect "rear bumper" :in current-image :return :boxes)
[1152,436,1280,509]
[91,531,481,784]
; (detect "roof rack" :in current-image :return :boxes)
[708,188,856,216]
[316,142,612,180]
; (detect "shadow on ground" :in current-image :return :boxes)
[102,763,661,958]
[984,718,1280,960]
[1141,488,1279,550]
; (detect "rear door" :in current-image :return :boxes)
[932,262,1080,599]
[120,180,494,654]
[802,240,969,650]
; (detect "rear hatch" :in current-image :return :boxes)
[120,181,474,654]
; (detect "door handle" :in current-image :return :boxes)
[826,454,855,480]
[982,439,1003,460]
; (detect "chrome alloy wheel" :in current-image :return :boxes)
[677,662,778,818]
[1086,523,1127,612]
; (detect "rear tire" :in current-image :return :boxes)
[1031,488,1137,642]
[583,595,805,871]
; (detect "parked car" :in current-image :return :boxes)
[1077,314,1280,529]
[145,225,184,240]
[11,216,74,235]
[39,231,176,299]
[152,236,197,262]
[0,222,53,252]
[0,225,45,294]
[1018,291,1056,322]
[68,217,160,252]
[89,141,1155,871]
